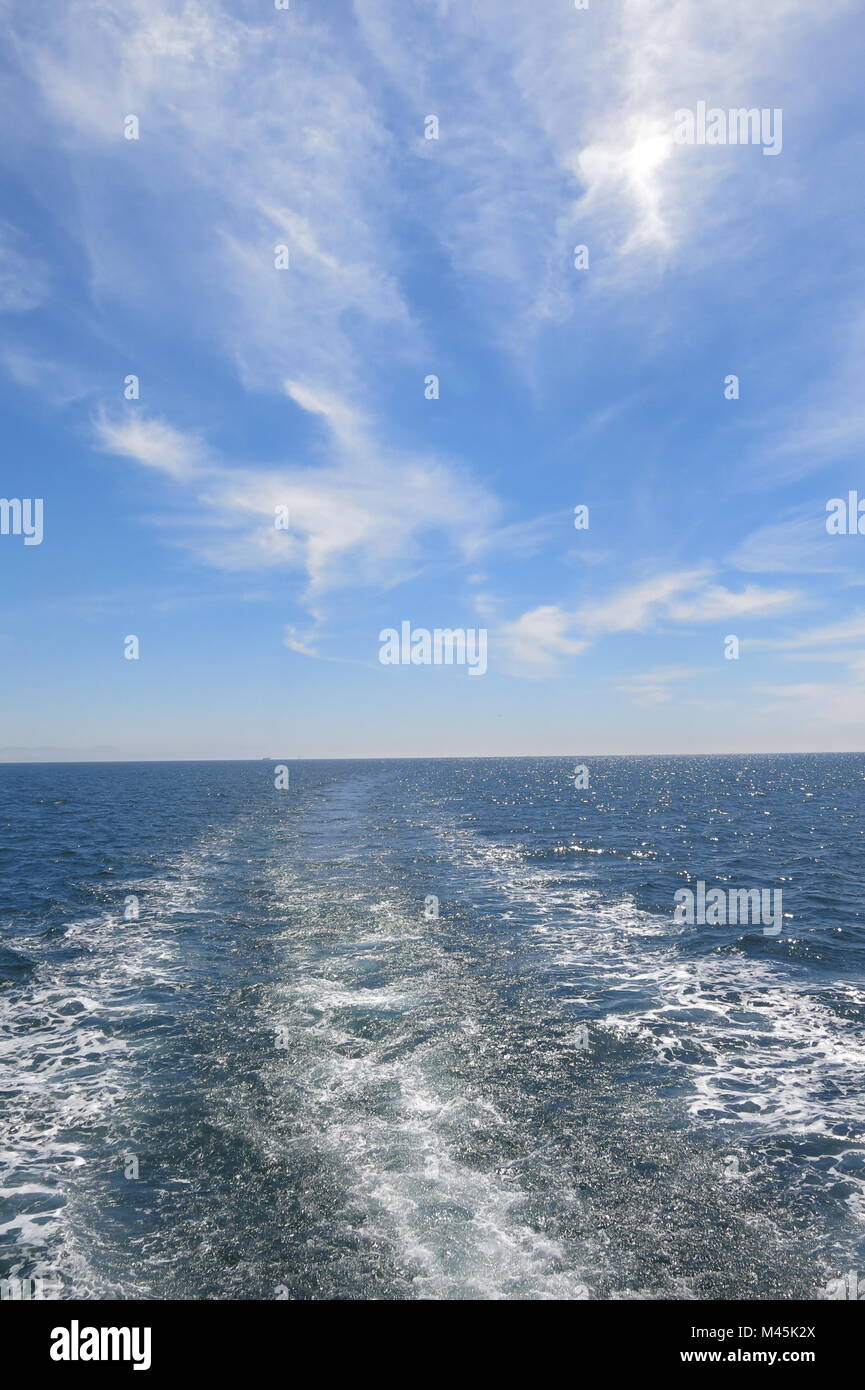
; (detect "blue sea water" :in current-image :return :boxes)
[1,754,864,1300]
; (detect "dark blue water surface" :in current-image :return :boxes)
[1,755,864,1299]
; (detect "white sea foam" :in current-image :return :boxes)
[0,822,245,1292]
[437,824,865,1220]
[262,877,598,1299]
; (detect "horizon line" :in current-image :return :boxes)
[1,750,864,767]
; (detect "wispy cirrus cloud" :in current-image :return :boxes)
[580,569,797,634]
[282,625,319,659]
[742,312,865,486]
[355,0,850,324]
[663,582,799,624]
[764,653,865,725]
[728,506,850,575]
[497,569,800,674]
[11,0,413,398]
[579,570,711,634]
[497,606,589,676]
[618,665,703,706]
[747,612,865,652]
[95,393,500,598]
[97,411,209,481]
[0,346,94,404]
[7,0,857,417]
[0,219,50,312]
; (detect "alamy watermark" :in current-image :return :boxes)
[822,1271,863,1300]
[673,102,782,157]
[0,497,43,545]
[50,1323,152,1371]
[826,492,865,534]
[674,880,783,935]
[379,622,487,676]
[1,1275,64,1299]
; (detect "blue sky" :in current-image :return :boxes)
[1,0,865,759]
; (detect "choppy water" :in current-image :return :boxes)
[1,756,864,1300]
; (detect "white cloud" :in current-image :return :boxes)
[282,625,319,658]
[9,0,852,409]
[578,570,709,634]
[497,605,589,675]
[96,413,208,481]
[353,0,847,326]
[664,582,798,623]
[579,570,797,633]
[283,380,366,451]
[95,401,500,599]
[498,569,801,675]
[13,0,413,397]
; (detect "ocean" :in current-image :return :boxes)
[1,755,863,1301]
